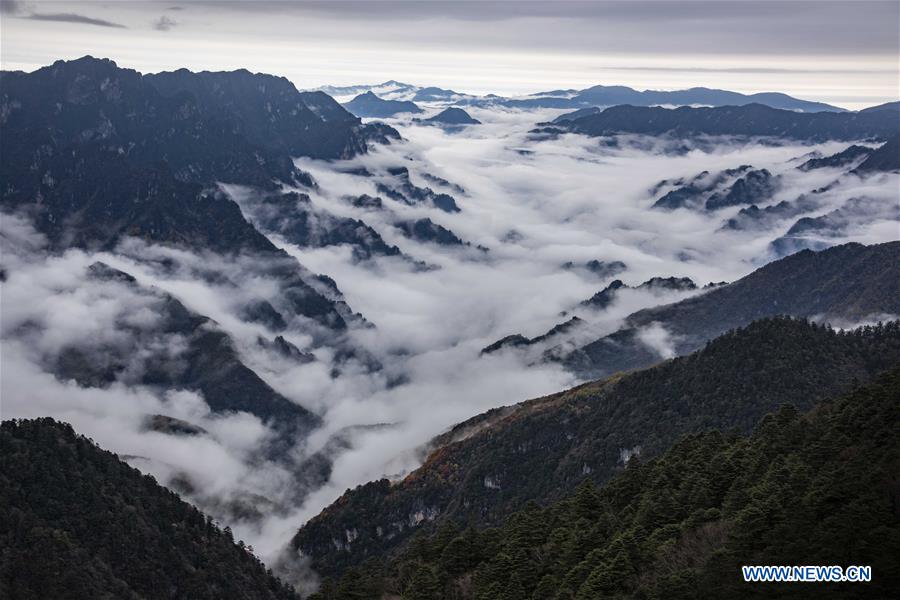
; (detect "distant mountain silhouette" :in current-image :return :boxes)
[311,80,849,112]
[545,103,899,142]
[412,86,461,101]
[480,84,847,112]
[859,100,900,113]
[342,91,423,118]
[422,107,481,126]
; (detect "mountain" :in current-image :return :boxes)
[313,80,419,102]
[144,69,395,160]
[311,80,847,112]
[1,57,287,189]
[528,84,847,112]
[552,106,604,123]
[561,259,627,280]
[0,57,396,189]
[291,317,900,579]
[563,242,900,378]
[485,84,847,113]
[0,418,299,600]
[482,276,698,357]
[422,107,480,126]
[0,56,363,335]
[481,316,586,356]
[858,100,900,113]
[797,144,873,170]
[0,56,393,249]
[342,91,423,118]
[791,136,897,176]
[396,218,465,246]
[771,197,900,257]
[723,194,821,232]
[703,168,778,210]
[545,103,900,142]
[412,86,463,102]
[483,243,899,376]
[69,262,323,436]
[376,167,461,213]
[854,134,900,173]
[652,165,780,212]
[583,277,697,308]
[311,362,900,599]
[238,191,403,262]
[651,165,754,210]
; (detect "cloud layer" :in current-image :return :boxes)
[1,1,897,108]
[2,104,898,588]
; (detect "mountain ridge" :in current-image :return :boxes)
[311,80,851,112]
[562,241,900,378]
[342,91,423,118]
[310,362,900,599]
[543,103,900,141]
[0,55,371,338]
[0,418,301,600]
[292,316,900,578]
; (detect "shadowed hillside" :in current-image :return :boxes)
[0,418,300,600]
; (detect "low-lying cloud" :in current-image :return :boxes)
[2,104,897,590]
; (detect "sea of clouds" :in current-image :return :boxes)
[2,104,897,579]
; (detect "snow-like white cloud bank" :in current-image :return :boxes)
[2,106,897,583]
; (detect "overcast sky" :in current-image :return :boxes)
[1,0,898,109]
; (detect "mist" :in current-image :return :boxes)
[2,102,897,585]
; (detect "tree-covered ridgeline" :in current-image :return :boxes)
[0,418,299,600]
[294,318,900,578]
[313,363,900,599]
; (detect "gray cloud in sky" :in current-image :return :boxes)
[1,1,896,108]
[154,15,177,31]
[184,0,899,55]
[602,65,898,76]
[0,0,20,13]
[25,12,127,28]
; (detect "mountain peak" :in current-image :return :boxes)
[424,107,480,125]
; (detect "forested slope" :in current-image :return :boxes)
[0,419,299,600]
[294,318,900,579]
[314,364,900,599]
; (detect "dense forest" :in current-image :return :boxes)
[0,418,299,600]
[312,364,900,599]
[294,318,900,576]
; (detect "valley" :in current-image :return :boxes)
[1,7,898,595]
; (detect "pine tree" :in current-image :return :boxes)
[403,564,441,600]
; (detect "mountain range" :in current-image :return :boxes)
[314,81,849,112]
[481,242,900,379]
[0,56,391,438]
[294,314,900,581]
[569,243,898,375]
[308,359,900,599]
[0,56,399,255]
[540,103,900,142]
[2,56,899,600]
